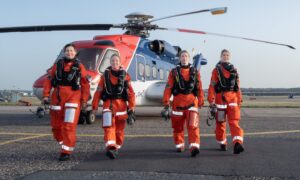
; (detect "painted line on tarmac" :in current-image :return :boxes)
[0,134,48,146]
[1,129,300,139]
[245,130,300,136]
[0,132,52,136]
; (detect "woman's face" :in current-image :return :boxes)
[111,56,121,70]
[64,46,77,59]
[221,51,230,62]
[180,52,190,65]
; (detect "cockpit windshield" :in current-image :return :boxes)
[77,48,103,70]
[98,49,119,74]
[56,48,104,71]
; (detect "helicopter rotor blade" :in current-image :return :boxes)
[159,27,295,49]
[148,7,227,23]
[0,24,117,33]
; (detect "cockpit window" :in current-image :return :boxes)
[55,48,103,71]
[77,48,103,70]
[98,49,119,74]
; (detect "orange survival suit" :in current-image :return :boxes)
[92,66,135,151]
[163,64,204,153]
[208,61,244,146]
[43,58,90,155]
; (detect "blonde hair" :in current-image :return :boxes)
[110,54,121,61]
[179,50,190,58]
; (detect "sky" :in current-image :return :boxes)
[0,0,299,90]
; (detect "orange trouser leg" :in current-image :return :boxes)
[61,102,81,154]
[228,119,244,144]
[115,117,126,149]
[215,121,227,145]
[103,115,117,150]
[50,108,64,143]
[171,113,185,148]
[50,89,64,146]
[227,106,244,144]
[186,110,200,149]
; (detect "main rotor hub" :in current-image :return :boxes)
[125,12,154,23]
[124,12,156,38]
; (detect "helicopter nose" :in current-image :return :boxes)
[86,71,101,85]
[33,74,47,88]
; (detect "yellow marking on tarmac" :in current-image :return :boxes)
[0,132,52,136]
[0,129,300,139]
[0,134,48,146]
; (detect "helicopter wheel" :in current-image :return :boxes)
[78,112,86,124]
[86,111,96,125]
[36,107,45,118]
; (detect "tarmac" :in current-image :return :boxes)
[0,106,300,180]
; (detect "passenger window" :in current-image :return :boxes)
[159,69,164,80]
[136,54,145,81]
[145,64,151,77]
[138,62,145,77]
[166,70,170,80]
[152,66,157,79]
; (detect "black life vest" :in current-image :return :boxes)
[51,58,81,90]
[101,67,128,101]
[171,64,198,96]
[214,62,239,93]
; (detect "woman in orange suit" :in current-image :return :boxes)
[43,44,90,161]
[92,54,135,159]
[207,49,244,154]
[162,50,204,157]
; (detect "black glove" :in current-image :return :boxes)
[209,104,217,117]
[127,109,136,125]
[161,105,170,121]
[42,97,50,105]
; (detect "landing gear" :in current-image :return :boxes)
[30,105,49,118]
[86,111,96,124]
[78,112,86,124]
[78,111,96,124]
[36,107,46,118]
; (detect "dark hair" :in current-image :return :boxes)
[220,49,230,56]
[63,43,77,52]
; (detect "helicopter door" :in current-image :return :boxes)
[136,54,146,81]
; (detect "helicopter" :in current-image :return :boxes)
[0,7,295,124]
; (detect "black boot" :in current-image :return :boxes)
[59,153,71,161]
[190,147,200,157]
[233,142,244,154]
[106,148,118,159]
[220,144,227,151]
[176,146,185,153]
